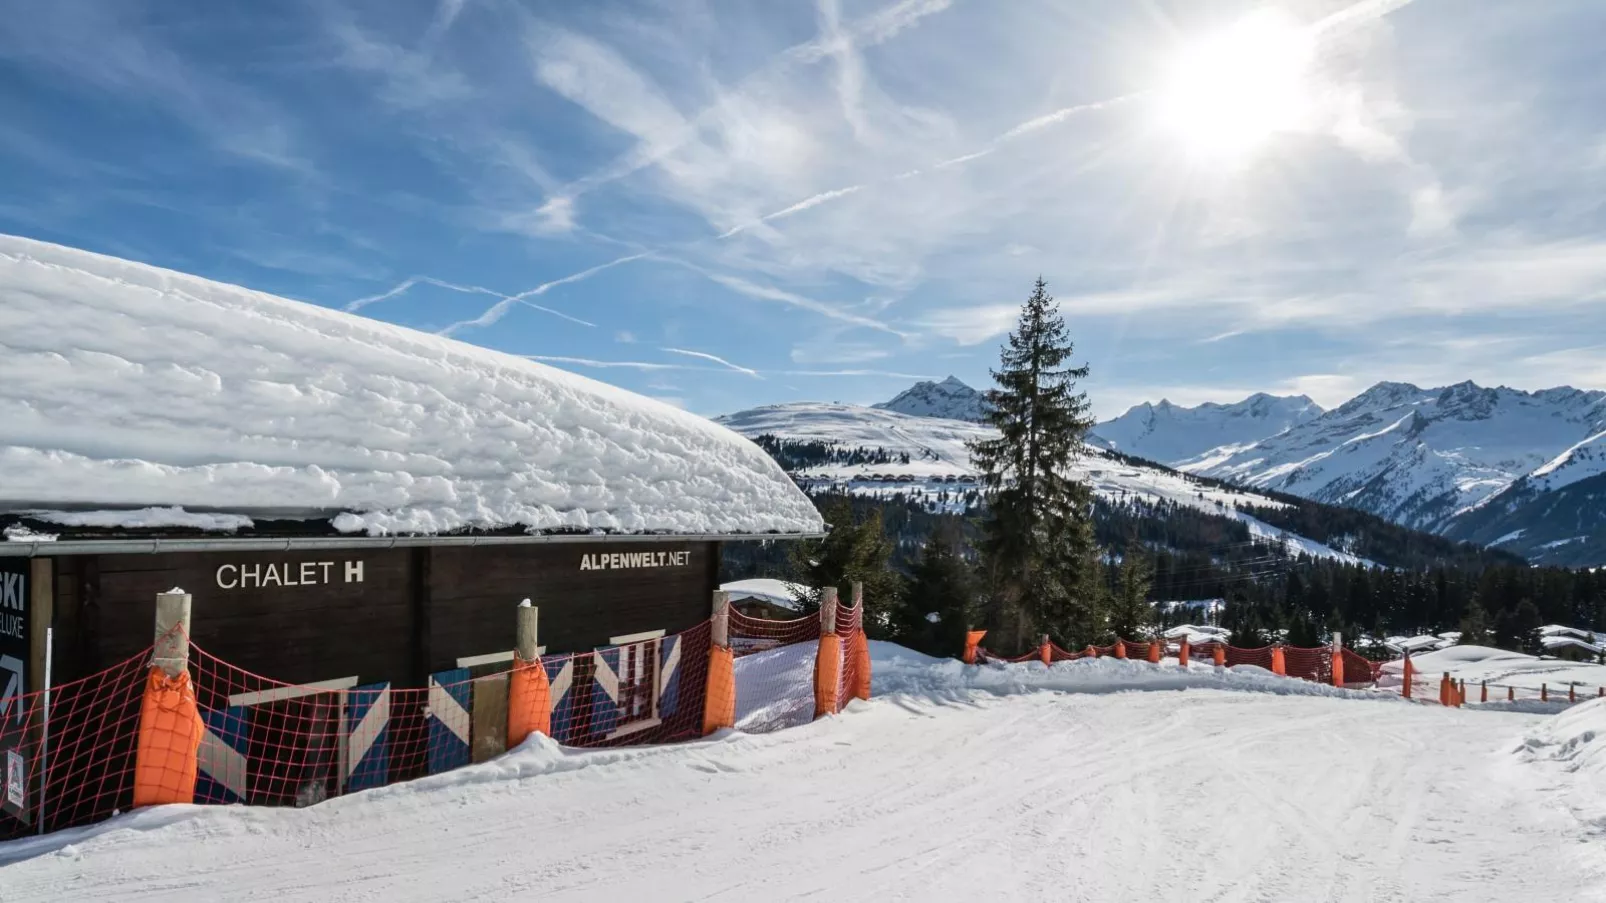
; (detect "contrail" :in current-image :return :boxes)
[661,347,763,377]
[429,252,647,337]
[1312,0,1419,36]
[718,185,866,239]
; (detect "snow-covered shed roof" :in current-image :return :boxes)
[720,578,810,612]
[0,235,824,541]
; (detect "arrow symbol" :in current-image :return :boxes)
[0,654,22,725]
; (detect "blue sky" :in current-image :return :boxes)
[3,0,1605,420]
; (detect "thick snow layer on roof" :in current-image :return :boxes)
[0,235,821,537]
[720,578,809,611]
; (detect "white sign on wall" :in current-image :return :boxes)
[216,560,366,590]
[579,551,690,572]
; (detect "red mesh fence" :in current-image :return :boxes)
[0,647,151,841]
[729,608,822,734]
[3,606,853,841]
[1283,647,1331,683]
[836,603,861,710]
[1225,646,1275,670]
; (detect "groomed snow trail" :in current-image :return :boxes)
[3,660,1601,902]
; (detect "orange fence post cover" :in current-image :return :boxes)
[1213,644,1225,667]
[1541,683,1548,702]
[1402,657,1413,699]
[814,633,843,718]
[1146,640,1160,664]
[1039,639,1051,666]
[1569,684,1576,703]
[1439,674,1451,707]
[1087,645,1098,658]
[1271,646,1286,677]
[1480,681,1487,704]
[507,656,552,748]
[963,630,986,664]
[850,629,872,701]
[703,644,736,735]
[1115,640,1127,660]
[1330,649,1344,688]
[132,667,205,808]
[1178,639,1189,668]
[1508,685,1514,702]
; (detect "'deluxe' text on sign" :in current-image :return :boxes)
[579,551,690,571]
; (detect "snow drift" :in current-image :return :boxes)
[0,235,822,536]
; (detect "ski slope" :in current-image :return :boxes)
[4,646,1603,902]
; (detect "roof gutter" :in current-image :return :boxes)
[0,530,826,559]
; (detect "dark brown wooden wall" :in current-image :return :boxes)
[47,541,721,687]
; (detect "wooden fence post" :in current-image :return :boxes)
[1330,632,1344,688]
[506,601,550,748]
[133,589,203,808]
[849,582,871,701]
[702,592,736,735]
[813,588,842,718]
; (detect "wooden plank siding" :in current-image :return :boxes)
[42,541,722,689]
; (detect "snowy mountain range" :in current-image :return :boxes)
[1091,381,1605,567]
[714,401,1371,566]
[872,375,990,423]
[723,377,1605,568]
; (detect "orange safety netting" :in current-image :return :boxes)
[728,607,823,734]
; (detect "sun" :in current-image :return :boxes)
[1155,11,1317,160]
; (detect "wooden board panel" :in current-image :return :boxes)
[427,542,715,672]
[90,550,413,686]
[471,674,509,763]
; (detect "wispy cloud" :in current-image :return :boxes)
[662,347,763,377]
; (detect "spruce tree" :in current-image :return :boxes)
[1108,541,1154,641]
[1456,603,1491,646]
[788,497,902,634]
[896,520,978,656]
[969,277,1102,649]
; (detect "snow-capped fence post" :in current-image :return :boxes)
[1330,633,1344,688]
[813,588,842,719]
[133,589,204,808]
[849,582,871,701]
[507,601,550,748]
[1178,637,1190,668]
[1039,635,1051,666]
[702,592,736,735]
[963,630,986,665]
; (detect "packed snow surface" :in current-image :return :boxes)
[5,643,1604,901]
[1379,644,1606,699]
[0,235,820,536]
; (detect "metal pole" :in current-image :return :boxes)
[35,626,51,835]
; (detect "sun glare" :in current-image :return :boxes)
[1156,12,1316,160]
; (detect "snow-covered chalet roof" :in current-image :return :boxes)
[0,235,823,539]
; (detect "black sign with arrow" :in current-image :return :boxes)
[0,559,28,821]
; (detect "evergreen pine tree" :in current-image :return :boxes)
[896,520,978,656]
[1108,541,1154,641]
[787,497,903,634]
[968,277,1102,648]
[1456,602,1491,646]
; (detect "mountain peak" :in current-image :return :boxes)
[873,377,991,423]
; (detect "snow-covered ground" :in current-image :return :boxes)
[0,234,820,537]
[4,644,1604,901]
[1379,644,1606,703]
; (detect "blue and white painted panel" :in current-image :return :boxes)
[195,706,249,805]
[426,668,471,775]
[344,682,390,792]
